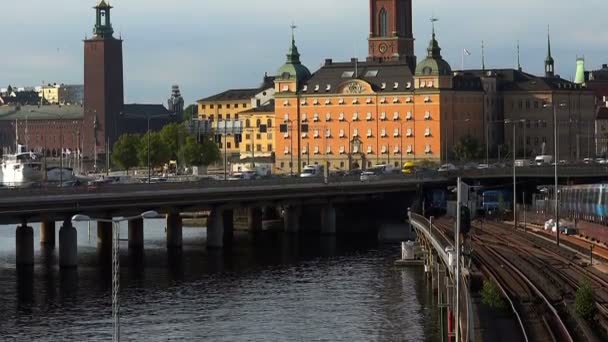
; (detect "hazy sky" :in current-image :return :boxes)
[1,0,606,105]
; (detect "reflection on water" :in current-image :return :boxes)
[0,220,439,341]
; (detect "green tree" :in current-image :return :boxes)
[575,278,597,321]
[112,133,140,174]
[453,135,482,161]
[481,280,506,310]
[137,131,170,168]
[182,104,198,122]
[179,135,221,167]
[159,122,188,161]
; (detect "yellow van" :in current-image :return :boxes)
[402,161,417,174]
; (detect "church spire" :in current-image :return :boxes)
[427,17,442,58]
[545,25,555,77]
[286,23,301,64]
[93,0,114,39]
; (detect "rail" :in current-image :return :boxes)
[409,212,452,268]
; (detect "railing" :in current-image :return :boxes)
[409,212,452,270]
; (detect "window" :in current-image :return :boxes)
[267,119,272,128]
[256,119,261,127]
[425,128,431,137]
[302,146,308,154]
[367,129,373,137]
[284,146,290,155]
[394,128,400,137]
[380,112,387,121]
[339,112,345,121]
[340,146,345,154]
[256,134,261,140]
[406,111,413,120]
[379,8,388,37]
[314,146,320,155]
[226,114,231,119]
[326,113,331,121]
[339,129,345,138]
[314,129,320,138]
[367,145,373,154]
[210,104,214,109]
[381,128,387,137]
[218,114,223,120]
[267,144,272,151]
[407,128,413,137]
[326,128,331,138]
[202,105,206,109]
[525,100,530,109]
[353,112,359,121]
[407,145,413,154]
[326,146,332,154]
[209,115,214,121]
[227,104,231,109]
[393,112,400,120]
[245,134,251,139]
[353,128,359,137]
[366,112,373,121]
[280,162,285,168]
[256,144,262,152]
[218,104,222,109]
[302,113,308,122]
[313,113,319,122]
[226,142,232,149]
[234,104,239,109]
[425,144,432,154]
[243,103,247,108]
[246,144,251,152]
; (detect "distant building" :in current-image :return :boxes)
[238,100,276,165]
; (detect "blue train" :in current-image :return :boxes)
[482,189,512,213]
[556,184,608,223]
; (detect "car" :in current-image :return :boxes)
[437,163,457,172]
[58,179,82,187]
[463,162,478,170]
[476,163,490,170]
[359,171,379,182]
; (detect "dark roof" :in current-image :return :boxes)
[0,104,83,121]
[240,100,275,114]
[300,59,414,94]
[123,104,173,117]
[198,88,260,102]
[461,68,586,92]
[597,107,608,120]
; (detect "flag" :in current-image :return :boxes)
[463,48,472,56]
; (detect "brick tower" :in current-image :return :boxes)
[367,0,416,71]
[83,0,124,158]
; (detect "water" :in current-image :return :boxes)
[0,220,440,341]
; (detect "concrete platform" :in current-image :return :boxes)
[394,258,424,266]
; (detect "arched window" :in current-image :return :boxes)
[256,119,261,127]
[245,119,251,128]
[267,119,272,128]
[379,8,388,37]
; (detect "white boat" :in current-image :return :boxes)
[1,145,44,186]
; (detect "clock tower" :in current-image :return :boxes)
[83,0,124,158]
[367,0,416,71]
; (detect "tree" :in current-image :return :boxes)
[453,135,482,161]
[182,104,198,122]
[112,133,140,173]
[575,278,597,321]
[159,122,188,161]
[137,131,170,168]
[180,135,221,167]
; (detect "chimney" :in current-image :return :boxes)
[603,64,608,69]
[324,58,333,66]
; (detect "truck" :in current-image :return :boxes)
[534,155,553,166]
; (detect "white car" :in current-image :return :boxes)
[437,163,457,172]
[476,163,490,170]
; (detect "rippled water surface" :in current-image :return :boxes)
[0,221,439,341]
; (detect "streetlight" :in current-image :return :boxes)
[71,210,159,342]
[543,101,568,246]
[120,112,176,184]
[504,119,526,229]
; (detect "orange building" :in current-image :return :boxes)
[274,16,485,174]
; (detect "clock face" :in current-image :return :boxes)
[379,43,388,54]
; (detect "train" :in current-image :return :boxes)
[534,184,608,224]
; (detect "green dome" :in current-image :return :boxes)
[415,30,452,76]
[276,33,311,82]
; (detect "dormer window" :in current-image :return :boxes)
[303,85,308,92]
[406,82,412,89]
[326,84,332,91]
[393,82,399,89]
[314,85,320,92]
[381,83,386,90]
[428,81,434,88]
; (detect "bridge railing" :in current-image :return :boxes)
[409,212,453,268]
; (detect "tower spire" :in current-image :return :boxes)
[481,40,486,71]
[517,40,521,71]
[545,25,555,77]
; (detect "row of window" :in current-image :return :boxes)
[295,111,430,122]
[201,114,239,120]
[288,96,432,107]
[278,161,404,170]
[244,144,273,152]
[286,128,434,139]
[283,144,433,155]
[200,103,248,110]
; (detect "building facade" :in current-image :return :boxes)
[238,100,276,165]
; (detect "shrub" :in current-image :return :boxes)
[482,280,506,310]
[575,278,597,321]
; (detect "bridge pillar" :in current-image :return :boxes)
[166,211,183,248]
[207,208,224,249]
[247,207,263,233]
[40,219,56,248]
[223,209,234,247]
[283,205,301,234]
[16,221,34,266]
[97,217,113,250]
[128,217,144,249]
[59,219,78,268]
[321,204,336,235]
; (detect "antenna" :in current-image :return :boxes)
[517,40,521,71]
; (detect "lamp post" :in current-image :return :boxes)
[544,101,568,246]
[72,210,159,342]
[120,112,176,184]
[504,119,526,229]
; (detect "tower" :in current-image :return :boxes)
[574,57,585,85]
[367,0,416,70]
[83,0,124,157]
[545,26,555,78]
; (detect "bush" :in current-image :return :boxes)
[482,280,506,310]
[575,278,597,321]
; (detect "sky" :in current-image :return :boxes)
[1,0,606,105]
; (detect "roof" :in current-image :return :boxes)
[300,59,414,94]
[198,88,260,103]
[240,100,275,114]
[415,31,452,77]
[597,107,608,120]
[123,104,173,117]
[0,105,83,121]
[459,68,586,92]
